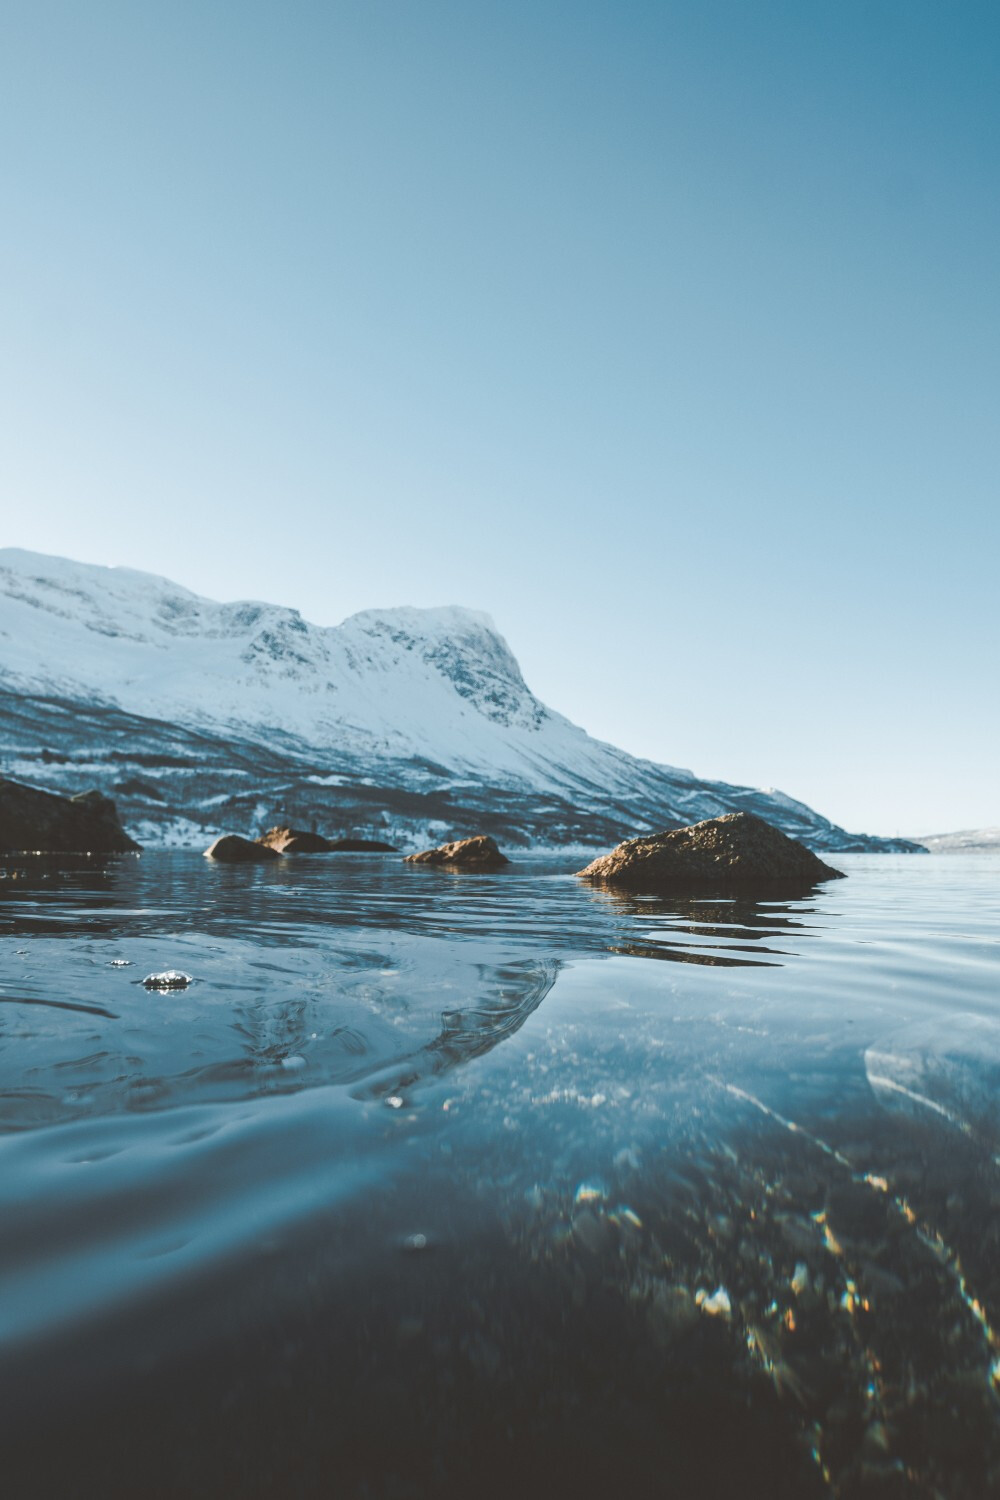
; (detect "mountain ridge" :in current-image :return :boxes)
[0,549,922,853]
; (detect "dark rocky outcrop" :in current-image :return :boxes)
[0,777,140,854]
[204,834,281,862]
[404,835,509,870]
[256,827,398,854]
[326,838,398,852]
[257,827,335,854]
[576,812,843,895]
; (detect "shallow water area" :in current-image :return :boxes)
[1,850,998,1498]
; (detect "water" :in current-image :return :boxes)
[1,851,998,1498]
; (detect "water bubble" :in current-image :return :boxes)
[143,971,193,991]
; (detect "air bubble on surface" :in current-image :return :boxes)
[143,971,193,991]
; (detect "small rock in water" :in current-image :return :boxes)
[573,1208,612,1256]
[696,1286,733,1319]
[280,1054,307,1071]
[791,1262,811,1297]
[143,970,193,991]
[110,959,132,968]
[403,835,508,870]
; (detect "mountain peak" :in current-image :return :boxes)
[0,549,913,852]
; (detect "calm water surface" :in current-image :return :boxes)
[1,851,998,1498]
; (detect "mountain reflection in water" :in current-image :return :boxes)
[0,850,998,1499]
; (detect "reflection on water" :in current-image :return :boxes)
[0,850,999,1497]
[592,889,819,965]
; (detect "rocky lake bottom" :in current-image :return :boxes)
[0,850,998,1498]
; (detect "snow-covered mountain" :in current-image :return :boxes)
[0,549,920,852]
[914,828,1000,854]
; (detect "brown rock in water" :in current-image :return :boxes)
[204,834,281,862]
[0,777,140,854]
[257,827,334,854]
[576,812,843,895]
[404,835,509,870]
[257,827,398,854]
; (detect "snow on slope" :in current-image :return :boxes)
[915,828,1000,854]
[0,549,917,850]
[0,547,688,794]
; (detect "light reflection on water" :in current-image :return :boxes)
[0,850,998,1497]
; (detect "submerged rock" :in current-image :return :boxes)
[257,827,398,854]
[576,812,843,895]
[0,777,140,854]
[204,834,281,862]
[404,835,509,870]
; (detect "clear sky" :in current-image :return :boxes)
[1,1,997,837]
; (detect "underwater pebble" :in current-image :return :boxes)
[791,1262,811,1297]
[573,1208,612,1256]
[402,1232,428,1252]
[280,1055,306,1071]
[696,1286,732,1319]
[143,971,193,991]
[385,1095,404,1110]
[649,1284,699,1339]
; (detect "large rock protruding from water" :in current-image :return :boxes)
[204,834,281,862]
[576,812,843,895]
[404,835,509,870]
[0,777,140,854]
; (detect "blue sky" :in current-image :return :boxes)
[1,1,997,836]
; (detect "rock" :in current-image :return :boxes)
[204,834,281,862]
[404,835,509,870]
[326,838,398,852]
[257,826,398,854]
[0,777,140,854]
[257,826,335,854]
[576,812,843,895]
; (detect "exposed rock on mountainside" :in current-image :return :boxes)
[0,549,925,853]
[204,834,281,862]
[577,812,843,894]
[404,835,509,870]
[0,777,140,853]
